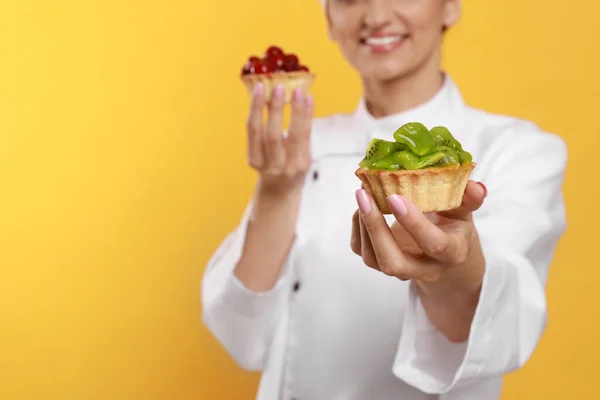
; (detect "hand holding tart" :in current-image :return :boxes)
[355,123,476,214]
[240,45,315,103]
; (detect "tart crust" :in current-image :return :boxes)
[355,163,476,214]
[241,71,315,103]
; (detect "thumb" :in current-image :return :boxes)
[462,181,487,211]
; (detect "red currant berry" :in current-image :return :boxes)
[283,54,299,71]
[269,54,286,70]
[241,64,251,76]
[250,60,271,74]
[265,46,284,60]
[242,56,262,76]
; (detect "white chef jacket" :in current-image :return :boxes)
[201,75,568,400]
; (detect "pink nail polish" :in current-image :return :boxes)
[293,87,304,103]
[253,83,264,96]
[355,189,372,214]
[476,182,488,197]
[387,194,408,216]
[273,84,284,99]
[305,94,313,108]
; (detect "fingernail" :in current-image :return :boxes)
[293,87,304,103]
[273,84,284,99]
[476,182,487,197]
[387,194,408,216]
[305,94,313,108]
[355,189,372,214]
[253,83,264,97]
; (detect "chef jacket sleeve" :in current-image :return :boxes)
[392,126,568,394]
[201,199,296,371]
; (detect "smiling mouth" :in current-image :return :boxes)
[360,35,409,53]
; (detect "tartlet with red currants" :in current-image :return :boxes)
[240,45,315,103]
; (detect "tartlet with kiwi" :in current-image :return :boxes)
[355,122,476,214]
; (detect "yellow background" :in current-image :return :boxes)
[0,0,597,399]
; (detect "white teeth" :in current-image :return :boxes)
[365,36,403,46]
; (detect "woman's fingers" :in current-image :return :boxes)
[386,194,467,265]
[350,209,378,271]
[390,222,424,256]
[245,85,315,195]
[247,85,314,176]
[263,85,286,171]
[246,83,266,169]
[350,210,361,255]
[355,189,413,277]
[354,189,445,281]
[285,89,313,172]
[359,213,378,271]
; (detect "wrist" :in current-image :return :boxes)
[256,179,304,202]
[416,274,482,313]
[416,232,485,307]
[252,182,303,219]
[415,257,484,343]
[416,280,480,343]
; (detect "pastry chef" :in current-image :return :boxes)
[201,0,568,399]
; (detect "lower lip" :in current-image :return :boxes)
[363,37,407,54]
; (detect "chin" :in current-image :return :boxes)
[362,62,413,83]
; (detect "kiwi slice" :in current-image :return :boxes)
[359,138,403,167]
[429,126,462,150]
[372,150,440,170]
[372,151,412,170]
[412,151,448,169]
[361,124,472,170]
[393,122,435,157]
[371,155,400,170]
[458,149,473,163]
[437,146,460,166]
[429,127,473,164]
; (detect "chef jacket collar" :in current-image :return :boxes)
[352,73,466,145]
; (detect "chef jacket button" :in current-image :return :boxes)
[293,281,301,292]
[312,170,318,181]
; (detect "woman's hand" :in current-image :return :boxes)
[234,83,313,291]
[350,181,488,342]
[247,83,314,197]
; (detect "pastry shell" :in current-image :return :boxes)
[241,72,315,103]
[355,163,476,214]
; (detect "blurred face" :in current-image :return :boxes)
[326,0,461,82]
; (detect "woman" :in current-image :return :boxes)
[202,0,567,399]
